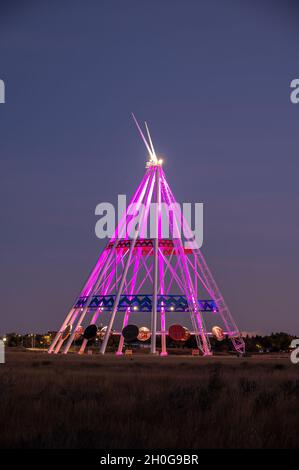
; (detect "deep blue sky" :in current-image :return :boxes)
[0,0,298,334]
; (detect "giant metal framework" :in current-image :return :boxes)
[49,115,245,356]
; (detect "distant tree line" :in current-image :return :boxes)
[1,331,296,354]
[242,332,295,353]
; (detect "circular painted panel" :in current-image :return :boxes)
[122,324,139,342]
[83,324,98,340]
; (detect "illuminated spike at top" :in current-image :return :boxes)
[131,113,158,165]
[145,121,157,160]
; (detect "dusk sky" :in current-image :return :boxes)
[0,0,298,335]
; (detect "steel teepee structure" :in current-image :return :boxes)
[48,116,245,356]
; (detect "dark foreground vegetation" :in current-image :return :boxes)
[1,352,299,448]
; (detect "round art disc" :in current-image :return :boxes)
[181,326,191,342]
[168,324,185,341]
[122,324,139,342]
[62,324,72,341]
[97,326,111,340]
[137,326,151,342]
[83,324,98,340]
[212,325,225,341]
[74,325,84,340]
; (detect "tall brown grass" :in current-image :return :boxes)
[0,352,299,448]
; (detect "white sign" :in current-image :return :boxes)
[290,79,299,104]
[290,339,299,364]
[0,79,5,104]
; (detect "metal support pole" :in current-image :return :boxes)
[101,167,156,354]
[151,166,159,354]
[62,174,151,356]
[116,251,141,355]
[48,308,75,354]
[49,169,151,355]
[63,308,88,354]
[116,309,129,355]
[100,243,137,354]
[160,170,211,355]
[78,309,100,354]
[158,170,167,356]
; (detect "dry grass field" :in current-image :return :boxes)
[1,351,299,449]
